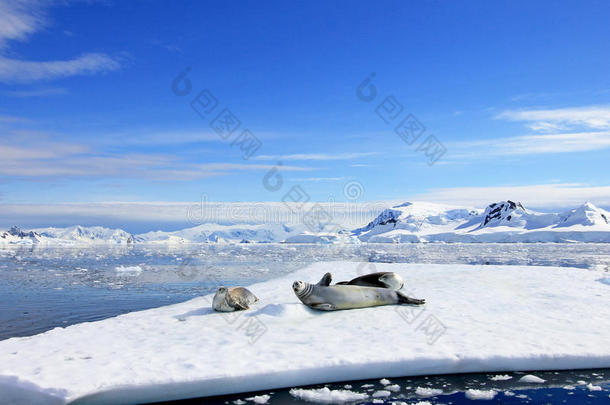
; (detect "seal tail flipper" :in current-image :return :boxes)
[397,291,426,305]
[317,272,332,286]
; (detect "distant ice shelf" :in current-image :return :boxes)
[0,262,609,404]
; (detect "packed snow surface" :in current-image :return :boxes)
[1,262,609,404]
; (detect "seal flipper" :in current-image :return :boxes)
[396,290,426,305]
[309,303,336,311]
[317,272,332,286]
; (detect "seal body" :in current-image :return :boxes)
[293,273,424,311]
[213,286,258,312]
[336,272,404,290]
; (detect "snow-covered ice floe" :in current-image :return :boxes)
[1,262,609,404]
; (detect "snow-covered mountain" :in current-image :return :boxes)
[1,225,134,245]
[357,201,610,243]
[2,201,610,245]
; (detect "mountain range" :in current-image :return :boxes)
[2,201,610,245]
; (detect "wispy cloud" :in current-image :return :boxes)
[0,0,45,48]
[196,163,312,172]
[451,130,610,157]
[410,183,610,209]
[0,114,28,123]
[448,105,610,159]
[253,152,379,161]
[289,177,346,182]
[497,105,610,132]
[0,53,121,83]
[3,86,67,97]
[0,134,313,180]
[0,1,122,83]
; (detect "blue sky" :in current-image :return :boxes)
[1,0,610,214]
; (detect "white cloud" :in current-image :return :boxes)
[410,183,610,209]
[3,86,67,97]
[197,163,312,172]
[0,0,45,48]
[0,136,313,179]
[0,53,121,83]
[253,152,379,161]
[289,177,346,182]
[0,1,122,83]
[497,105,610,132]
[451,131,610,157]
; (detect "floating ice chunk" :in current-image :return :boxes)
[465,389,497,400]
[246,394,271,403]
[586,383,602,391]
[385,384,400,392]
[518,374,546,383]
[372,390,391,397]
[489,374,512,381]
[415,387,443,397]
[289,387,368,403]
[379,378,391,385]
[114,265,143,275]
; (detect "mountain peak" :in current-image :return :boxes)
[558,201,609,227]
[480,200,526,227]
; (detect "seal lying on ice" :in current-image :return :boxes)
[336,271,404,290]
[292,272,425,311]
[212,286,259,312]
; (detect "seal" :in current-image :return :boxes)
[336,271,405,290]
[212,286,259,312]
[292,273,425,311]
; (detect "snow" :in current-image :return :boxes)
[3,201,610,245]
[518,374,546,383]
[379,378,391,385]
[465,389,497,400]
[1,262,609,404]
[385,384,400,392]
[289,387,368,403]
[598,278,610,285]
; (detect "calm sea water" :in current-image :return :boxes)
[1,243,609,403]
